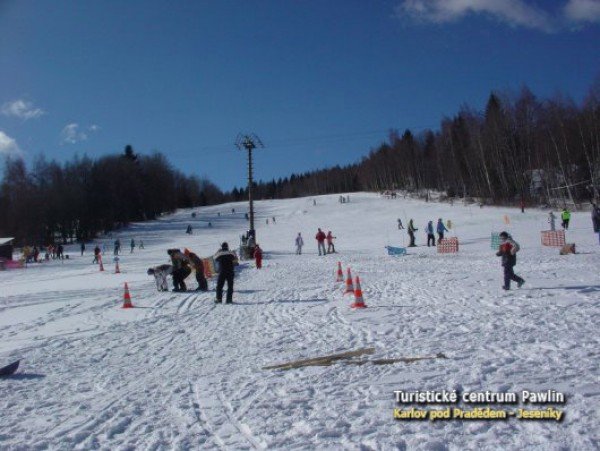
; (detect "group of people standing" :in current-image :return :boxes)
[23,244,64,263]
[292,229,336,255]
[314,229,336,255]
[154,243,238,304]
[166,248,208,292]
[403,218,449,247]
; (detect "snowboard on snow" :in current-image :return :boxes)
[0,360,20,377]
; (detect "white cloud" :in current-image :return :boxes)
[0,131,22,156]
[564,0,600,24]
[60,123,100,145]
[1,99,45,120]
[396,0,555,32]
[60,123,88,145]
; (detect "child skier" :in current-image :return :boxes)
[147,264,173,292]
[496,231,525,290]
[93,245,101,263]
[561,208,571,230]
[408,219,418,247]
[295,233,304,255]
[326,231,336,253]
[254,244,263,269]
[425,221,435,247]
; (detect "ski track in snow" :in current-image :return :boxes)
[0,192,599,450]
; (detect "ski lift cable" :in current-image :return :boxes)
[548,179,592,190]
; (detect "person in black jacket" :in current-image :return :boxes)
[93,245,101,263]
[168,249,191,292]
[592,203,600,245]
[214,242,236,303]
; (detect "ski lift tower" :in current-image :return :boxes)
[235,133,264,249]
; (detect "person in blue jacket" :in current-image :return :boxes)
[425,221,435,247]
[437,218,448,241]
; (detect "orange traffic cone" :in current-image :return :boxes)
[122,282,134,308]
[344,268,354,294]
[336,262,343,282]
[350,276,367,308]
[115,259,120,274]
[99,256,104,272]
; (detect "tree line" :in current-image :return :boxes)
[0,146,224,245]
[3,80,598,245]
[228,80,600,207]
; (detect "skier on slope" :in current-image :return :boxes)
[93,245,101,264]
[295,233,304,255]
[561,208,571,230]
[130,238,135,253]
[214,242,236,303]
[315,228,327,256]
[397,218,404,230]
[425,221,435,247]
[254,244,263,269]
[147,264,173,292]
[407,219,418,247]
[80,242,85,256]
[326,231,336,254]
[437,218,448,241]
[496,231,525,291]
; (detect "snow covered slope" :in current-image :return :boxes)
[1,193,598,449]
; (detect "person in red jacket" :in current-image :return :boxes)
[315,228,326,256]
[254,244,263,269]
[496,232,525,290]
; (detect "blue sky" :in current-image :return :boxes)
[1,0,599,190]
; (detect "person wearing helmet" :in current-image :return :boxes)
[496,232,525,290]
[214,242,236,303]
